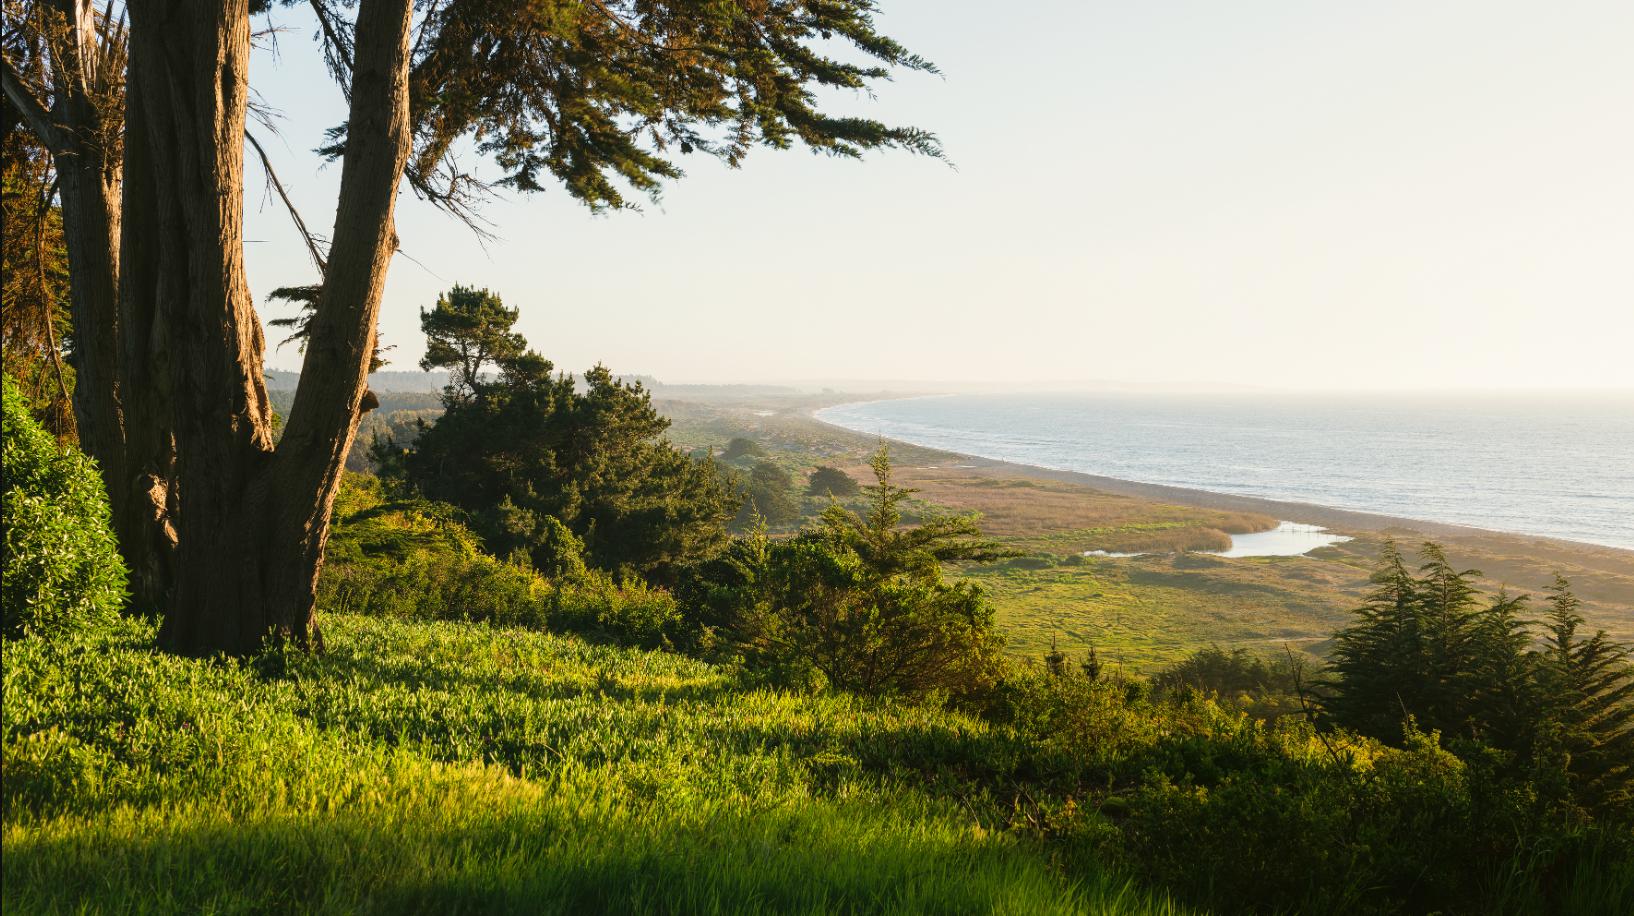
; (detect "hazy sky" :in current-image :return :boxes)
[245,0,1634,389]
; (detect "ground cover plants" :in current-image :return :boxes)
[5,376,1633,914]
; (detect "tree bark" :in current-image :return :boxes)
[119,0,411,655]
[13,0,412,654]
[265,0,414,650]
[4,0,179,613]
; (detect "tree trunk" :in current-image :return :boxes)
[8,0,181,614]
[120,0,412,655]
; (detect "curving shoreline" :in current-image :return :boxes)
[809,400,1634,560]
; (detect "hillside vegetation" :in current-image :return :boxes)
[7,345,1634,916]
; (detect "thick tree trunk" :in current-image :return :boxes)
[7,0,181,614]
[119,0,412,655]
[265,0,414,650]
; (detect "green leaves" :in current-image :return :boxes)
[682,446,1004,698]
[396,0,944,214]
[1,376,126,640]
[390,294,736,580]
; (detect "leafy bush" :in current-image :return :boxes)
[736,459,800,527]
[992,666,1634,915]
[720,436,765,462]
[1,375,126,640]
[321,475,550,627]
[323,474,683,648]
[548,571,680,648]
[683,448,1008,699]
[806,465,859,497]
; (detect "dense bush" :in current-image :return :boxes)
[379,289,736,581]
[736,459,800,527]
[1324,541,1634,817]
[992,666,1634,915]
[321,475,550,628]
[719,436,765,462]
[547,571,680,648]
[806,465,859,497]
[682,448,1008,698]
[1,376,125,640]
[323,474,683,648]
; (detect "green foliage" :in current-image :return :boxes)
[1150,645,1303,717]
[1,376,125,640]
[1,127,75,438]
[321,475,551,628]
[548,571,680,649]
[1324,542,1540,748]
[2,613,1172,916]
[1535,576,1634,812]
[322,474,687,650]
[1324,542,1634,819]
[720,436,765,462]
[991,667,1634,915]
[683,447,1009,698]
[5,594,1630,914]
[417,284,525,398]
[392,1,944,214]
[807,464,860,498]
[384,291,736,581]
[738,459,800,527]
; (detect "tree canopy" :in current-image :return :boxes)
[1,0,940,654]
[381,286,736,581]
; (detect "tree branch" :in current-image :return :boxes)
[1,54,66,152]
[245,128,328,274]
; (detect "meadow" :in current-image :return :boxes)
[4,613,1185,915]
[7,383,1633,915]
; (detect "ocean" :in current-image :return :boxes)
[815,392,1634,550]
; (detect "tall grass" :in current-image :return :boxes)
[2,614,1186,915]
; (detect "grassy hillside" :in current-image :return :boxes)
[3,613,1186,915]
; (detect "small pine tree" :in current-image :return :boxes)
[1325,541,1531,747]
[1081,644,1102,681]
[1535,576,1634,812]
[1044,633,1067,677]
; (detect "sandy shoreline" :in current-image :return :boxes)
[807,404,1634,564]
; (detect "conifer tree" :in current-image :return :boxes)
[385,288,735,581]
[1536,576,1634,811]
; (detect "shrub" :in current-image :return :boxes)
[738,459,801,527]
[321,475,549,628]
[806,465,859,497]
[720,436,765,461]
[684,448,1008,699]
[549,571,680,648]
[1,375,126,640]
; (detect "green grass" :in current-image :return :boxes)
[2,614,1188,915]
[963,555,1362,670]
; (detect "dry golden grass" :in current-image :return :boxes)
[865,464,1277,554]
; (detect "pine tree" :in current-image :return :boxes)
[1536,577,1634,811]
[387,290,735,582]
[1325,541,1531,747]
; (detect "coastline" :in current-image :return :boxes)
[808,400,1634,560]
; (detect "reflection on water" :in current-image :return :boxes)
[1212,522,1350,558]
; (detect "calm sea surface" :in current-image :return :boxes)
[815,393,1634,550]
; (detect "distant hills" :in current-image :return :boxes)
[265,369,451,392]
[265,369,809,400]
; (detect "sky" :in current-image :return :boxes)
[244,0,1634,390]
